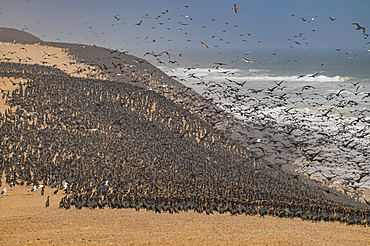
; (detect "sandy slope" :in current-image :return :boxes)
[0,42,103,79]
[1,42,370,246]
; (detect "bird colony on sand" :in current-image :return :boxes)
[42,42,370,195]
[0,61,370,226]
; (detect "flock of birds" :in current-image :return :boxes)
[10,2,367,61]
[100,5,369,56]
[118,7,370,193]
[169,66,370,191]
[0,3,369,227]
[0,47,369,226]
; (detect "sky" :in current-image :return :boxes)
[0,0,369,59]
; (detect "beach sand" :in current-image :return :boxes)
[0,42,103,79]
[1,29,370,245]
[1,180,370,246]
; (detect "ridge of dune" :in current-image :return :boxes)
[0,27,42,43]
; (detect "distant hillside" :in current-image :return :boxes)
[0,27,42,43]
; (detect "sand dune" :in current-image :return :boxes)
[1,30,370,245]
[0,42,103,79]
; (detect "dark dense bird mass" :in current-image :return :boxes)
[0,61,370,226]
[47,39,370,195]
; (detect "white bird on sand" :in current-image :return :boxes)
[61,182,68,193]
[19,108,39,117]
[91,128,104,133]
[55,182,68,193]
[0,188,6,196]
[61,182,68,190]
[28,185,37,193]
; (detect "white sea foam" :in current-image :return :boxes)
[160,66,354,84]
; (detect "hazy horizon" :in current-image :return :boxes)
[0,0,369,61]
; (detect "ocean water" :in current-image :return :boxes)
[154,47,370,188]
[158,48,370,116]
